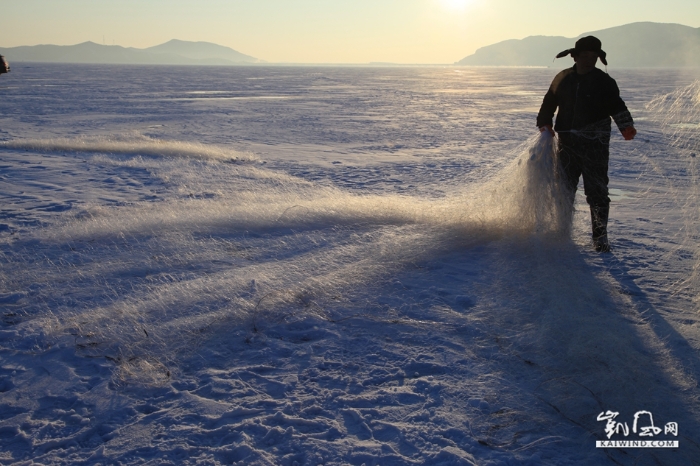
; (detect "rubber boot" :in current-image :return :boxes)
[590,205,611,253]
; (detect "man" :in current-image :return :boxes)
[537,36,636,252]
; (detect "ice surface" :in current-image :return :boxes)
[1,64,700,465]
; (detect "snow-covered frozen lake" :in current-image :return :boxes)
[1,63,700,465]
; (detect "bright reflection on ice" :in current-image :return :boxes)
[170,95,294,101]
[185,90,236,94]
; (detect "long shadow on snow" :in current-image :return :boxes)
[602,254,700,445]
[468,236,700,465]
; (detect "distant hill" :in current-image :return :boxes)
[0,40,263,66]
[456,22,700,67]
[144,39,259,63]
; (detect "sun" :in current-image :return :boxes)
[439,0,473,11]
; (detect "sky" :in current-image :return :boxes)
[1,0,700,64]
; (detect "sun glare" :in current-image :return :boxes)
[439,0,472,11]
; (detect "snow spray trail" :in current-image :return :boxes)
[0,133,260,163]
[0,131,572,380]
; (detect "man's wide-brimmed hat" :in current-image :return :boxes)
[556,36,608,66]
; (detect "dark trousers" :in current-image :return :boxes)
[557,132,611,239]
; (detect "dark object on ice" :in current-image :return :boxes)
[538,35,636,252]
[0,55,9,74]
[555,36,608,66]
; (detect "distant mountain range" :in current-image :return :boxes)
[0,39,263,66]
[456,22,700,67]
[4,23,698,67]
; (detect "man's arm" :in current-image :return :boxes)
[605,77,635,138]
[536,87,557,128]
[537,70,572,130]
[612,109,634,132]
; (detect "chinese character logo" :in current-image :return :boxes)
[597,410,678,439]
[597,411,628,439]
[633,411,662,437]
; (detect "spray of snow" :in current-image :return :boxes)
[0,132,259,163]
[1,130,573,373]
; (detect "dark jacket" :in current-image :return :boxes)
[537,66,633,134]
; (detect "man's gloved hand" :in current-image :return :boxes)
[621,126,637,140]
[539,124,555,137]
